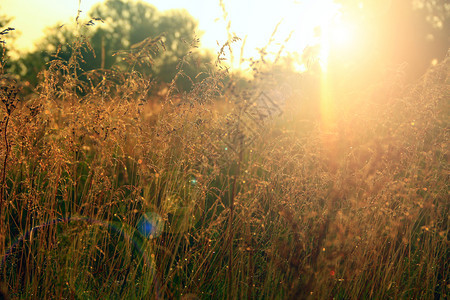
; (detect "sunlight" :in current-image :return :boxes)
[330,21,355,49]
[318,17,357,127]
[1,0,447,298]
[4,0,357,74]
[316,9,356,71]
[282,0,355,128]
[261,0,357,128]
[265,0,356,72]
[200,0,354,72]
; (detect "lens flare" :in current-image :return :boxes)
[189,176,198,185]
[137,212,165,238]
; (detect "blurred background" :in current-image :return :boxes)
[1,0,449,89]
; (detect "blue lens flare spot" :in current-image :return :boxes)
[189,177,197,185]
[137,212,164,238]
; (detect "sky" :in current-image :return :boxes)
[1,0,351,69]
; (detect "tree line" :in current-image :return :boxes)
[1,0,449,94]
[2,0,216,91]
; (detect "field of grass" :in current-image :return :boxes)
[0,34,448,299]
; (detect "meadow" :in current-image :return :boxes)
[0,27,448,299]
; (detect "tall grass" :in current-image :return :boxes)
[0,20,448,299]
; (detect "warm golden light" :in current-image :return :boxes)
[288,1,355,129]
[3,0,356,74]
[279,0,346,71]
[330,22,355,49]
[317,13,357,72]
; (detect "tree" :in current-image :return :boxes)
[13,0,215,90]
[11,24,76,86]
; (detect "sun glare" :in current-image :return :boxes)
[293,0,356,128]
[310,2,357,72]
[255,0,355,72]
[319,19,357,71]
[241,0,356,127]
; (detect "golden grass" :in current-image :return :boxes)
[0,33,448,299]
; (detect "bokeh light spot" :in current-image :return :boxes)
[137,212,164,238]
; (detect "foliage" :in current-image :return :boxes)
[12,0,215,90]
